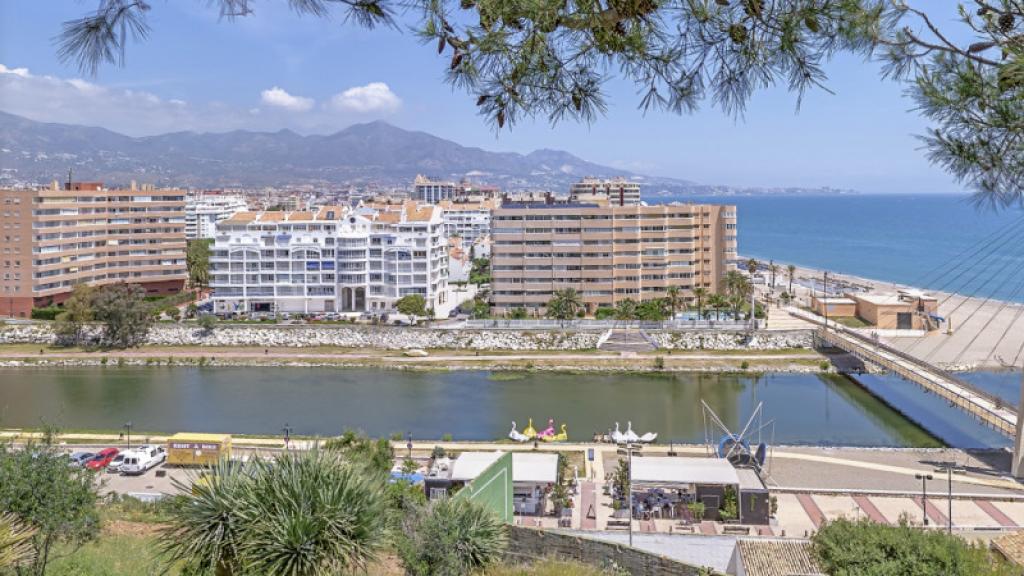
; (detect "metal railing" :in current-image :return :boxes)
[463,319,751,330]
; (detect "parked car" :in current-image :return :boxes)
[121,445,166,476]
[67,451,96,468]
[107,452,127,473]
[85,447,119,471]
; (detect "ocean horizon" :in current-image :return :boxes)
[657,193,1024,303]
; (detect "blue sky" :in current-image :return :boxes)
[0,1,964,194]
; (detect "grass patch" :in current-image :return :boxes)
[47,534,175,576]
[830,316,871,328]
[488,371,529,381]
[483,559,616,575]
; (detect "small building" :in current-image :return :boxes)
[422,451,514,523]
[810,296,857,318]
[630,456,770,524]
[166,433,232,467]
[727,539,825,576]
[851,292,939,330]
[511,452,559,516]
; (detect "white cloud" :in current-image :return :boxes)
[0,64,30,78]
[329,82,401,114]
[260,86,314,112]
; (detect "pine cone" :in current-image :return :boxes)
[729,24,748,44]
[999,12,1015,33]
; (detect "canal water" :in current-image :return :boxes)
[0,367,947,447]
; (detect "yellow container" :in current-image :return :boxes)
[166,433,232,467]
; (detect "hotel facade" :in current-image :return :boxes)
[489,201,737,315]
[0,182,187,318]
[209,201,448,315]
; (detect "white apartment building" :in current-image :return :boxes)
[209,202,448,315]
[438,199,495,245]
[185,193,248,240]
[413,175,458,204]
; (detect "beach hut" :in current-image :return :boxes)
[166,432,233,467]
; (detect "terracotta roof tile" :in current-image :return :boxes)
[736,539,825,576]
[993,531,1024,566]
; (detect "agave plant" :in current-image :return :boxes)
[399,497,507,576]
[160,447,387,576]
[0,512,36,569]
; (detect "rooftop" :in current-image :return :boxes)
[734,539,825,576]
[853,292,937,306]
[630,456,740,486]
[511,452,559,484]
[450,451,504,481]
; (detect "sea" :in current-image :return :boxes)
[661,193,1024,302]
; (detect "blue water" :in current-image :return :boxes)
[664,194,1024,302]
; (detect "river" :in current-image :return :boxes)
[0,367,954,447]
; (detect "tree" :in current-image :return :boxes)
[468,257,491,285]
[636,298,668,321]
[57,2,1024,207]
[92,283,153,348]
[546,288,583,321]
[708,293,729,321]
[812,517,1014,576]
[509,307,528,320]
[614,298,638,321]
[53,283,95,346]
[161,448,388,576]
[395,294,428,318]
[186,239,212,292]
[787,264,797,295]
[397,497,507,576]
[0,438,100,575]
[745,258,759,276]
[664,286,682,318]
[768,261,780,292]
[724,270,752,318]
[692,287,707,320]
[198,313,217,333]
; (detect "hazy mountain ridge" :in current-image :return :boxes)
[0,111,854,195]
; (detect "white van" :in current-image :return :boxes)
[120,445,167,476]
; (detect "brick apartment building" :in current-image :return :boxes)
[490,200,737,315]
[0,182,187,318]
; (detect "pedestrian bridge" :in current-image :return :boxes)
[815,326,1017,438]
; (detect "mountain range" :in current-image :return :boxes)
[0,111,854,196]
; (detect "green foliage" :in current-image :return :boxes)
[398,497,507,576]
[198,314,217,332]
[0,437,101,574]
[54,284,95,345]
[323,430,394,476]
[594,307,615,320]
[0,512,36,570]
[469,257,491,285]
[46,533,171,576]
[29,306,62,321]
[472,297,491,319]
[546,288,583,321]
[186,239,212,291]
[161,448,388,576]
[613,299,637,321]
[812,517,1014,576]
[719,485,738,521]
[92,283,154,348]
[740,360,750,370]
[636,298,668,321]
[653,356,665,370]
[396,294,428,317]
[509,307,528,320]
[612,459,629,504]
[431,446,447,460]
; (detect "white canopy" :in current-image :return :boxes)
[450,451,504,481]
[630,457,740,486]
[512,452,559,484]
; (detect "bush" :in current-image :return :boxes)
[30,306,62,320]
[812,517,1014,575]
[594,307,615,320]
[687,501,705,522]
[398,497,507,576]
[820,360,830,372]
[740,360,750,370]
[198,314,217,332]
[653,356,665,370]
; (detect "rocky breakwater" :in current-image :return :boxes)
[650,329,814,350]
[0,324,601,351]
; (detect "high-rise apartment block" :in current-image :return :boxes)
[437,198,496,245]
[413,175,458,204]
[185,192,248,240]
[0,182,187,318]
[209,201,448,315]
[570,177,642,206]
[490,201,737,315]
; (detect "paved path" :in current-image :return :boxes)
[852,495,888,523]
[914,496,950,527]
[976,500,1019,527]
[580,482,598,530]
[796,494,826,528]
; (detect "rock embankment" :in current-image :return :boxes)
[649,330,813,350]
[0,324,601,351]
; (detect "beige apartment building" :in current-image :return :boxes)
[490,200,737,315]
[569,177,642,206]
[0,182,187,318]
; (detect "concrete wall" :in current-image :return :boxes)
[455,452,514,524]
[506,526,710,576]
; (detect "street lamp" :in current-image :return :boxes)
[123,421,133,451]
[617,442,643,548]
[936,463,955,534]
[282,423,293,449]
[915,473,933,526]
[406,431,413,459]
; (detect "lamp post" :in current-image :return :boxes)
[915,473,933,526]
[406,431,413,459]
[123,421,133,451]
[936,464,954,534]
[282,423,293,449]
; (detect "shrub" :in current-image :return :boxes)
[398,497,507,576]
[441,433,453,442]
[687,501,705,522]
[653,356,665,370]
[740,360,750,370]
[30,306,62,321]
[819,360,830,372]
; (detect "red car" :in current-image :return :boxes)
[85,448,119,471]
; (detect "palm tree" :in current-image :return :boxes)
[665,286,682,318]
[746,258,758,276]
[161,448,387,576]
[692,287,707,319]
[546,288,583,321]
[614,298,638,321]
[769,261,780,292]
[723,270,752,318]
[0,513,36,570]
[787,264,797,295]
[708,293,728,320]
